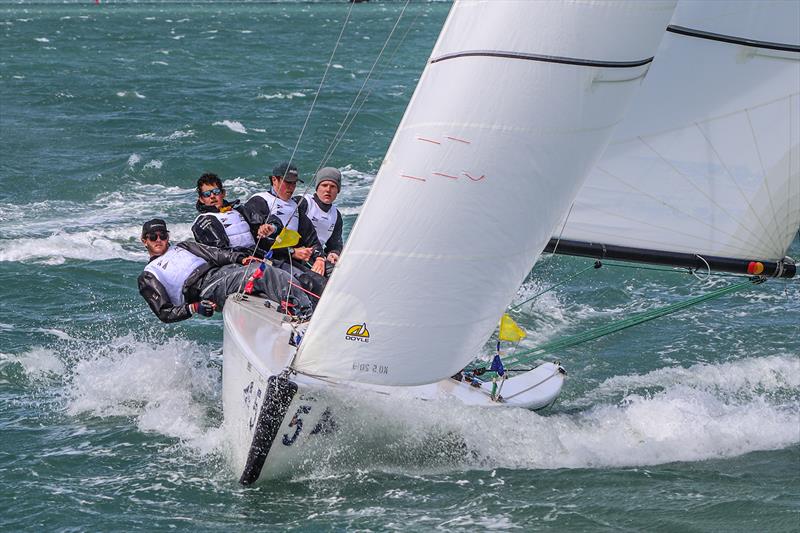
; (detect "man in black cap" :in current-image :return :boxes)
[243,161,327,298]
[295,167,344,278]
[137,219,311,323]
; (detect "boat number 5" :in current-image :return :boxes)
[282,405,311,446]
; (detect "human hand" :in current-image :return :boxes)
[311,257,326,275]
[326,252,339,264]
[191,300,217,317]
[257,223,276,239]
[292,247,313,262]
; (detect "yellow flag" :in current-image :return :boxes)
[499,313,526,342]
[271,228,301,250]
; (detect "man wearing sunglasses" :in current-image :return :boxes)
[137,218,311,323]
[191,173,281,255]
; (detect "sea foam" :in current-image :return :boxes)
[213,120,247,134]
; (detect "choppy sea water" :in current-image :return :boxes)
[1,2,798,531]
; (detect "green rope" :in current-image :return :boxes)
[473,277,763,373]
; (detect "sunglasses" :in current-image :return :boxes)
[145,231,169,241]
[200,187,223,198]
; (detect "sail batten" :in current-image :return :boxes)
[666,25,800,53]
[430,50,655,69]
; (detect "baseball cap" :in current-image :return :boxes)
[141,218,168,236]
[272,162,302,183]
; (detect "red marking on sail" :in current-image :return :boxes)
[446,136,470,144]
[463,172,486,181]
[433,172,459,180]
[417,137,441,145]
[401,174,427,182]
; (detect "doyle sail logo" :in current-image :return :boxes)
[345,323,370,343]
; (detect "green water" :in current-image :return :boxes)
[1,2,798,531]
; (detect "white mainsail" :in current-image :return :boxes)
[555,0,800,267]
[294,0,677,386]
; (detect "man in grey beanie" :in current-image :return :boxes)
[295,167,344,277]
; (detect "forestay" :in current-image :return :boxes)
[556,0,800,264]
[294,0,677,386]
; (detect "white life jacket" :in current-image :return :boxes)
[143,246,206,305]
[251,191,299,231]
[303,193,339,245]
[195,208,255,248]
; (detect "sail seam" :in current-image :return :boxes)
[666,25,800,53]
[430,50,654,68]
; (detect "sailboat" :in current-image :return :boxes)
[221,0,681,484]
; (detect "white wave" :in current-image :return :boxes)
[4,347,66,380]
[33,328,74,341]
[127,153,141,167]
[151,61,169,66]
[65,335,223,451]
[0,223,193,264]
[0,227,145,264]
[263,355,800,478]
[135,129,193,142]
[338,206,361,216]
[35,37,49,43]
[143,159,163,169]
[213,120,247,134]
[332,64,344,69]
[116,91,146,99]
[256,92,305,100]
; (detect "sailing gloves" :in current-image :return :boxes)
[190,300,216,317]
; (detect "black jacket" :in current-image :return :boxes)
[191,200,281,256]
[137,241,246,323]
[243,192,323,263]
[295,194,344,256]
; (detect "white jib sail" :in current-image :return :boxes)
[557,0,800,263]
[294,0,677,386]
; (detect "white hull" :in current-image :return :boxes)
[222,295,565,483]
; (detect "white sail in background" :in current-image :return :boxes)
[557,0,800,263]
[294,0,677,386]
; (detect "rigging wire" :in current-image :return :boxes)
[318,0,416,170]
[237,1,357,297]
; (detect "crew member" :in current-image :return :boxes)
[191,172,281,255]
[295,167,343,277]
[243,162,327,296]
[137,219,311,323]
